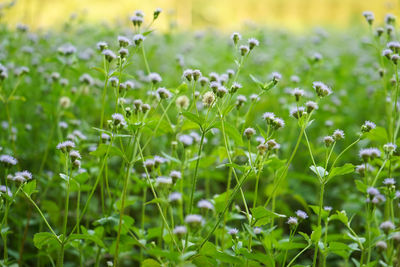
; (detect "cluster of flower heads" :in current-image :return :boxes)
[0,154,18,167]
[262,112,285,130]
[56,141,82,169]
[7,170,32,183]
[230,32,259,56]
[323,129,345,147]
[312,81,332,98]
[177,132,206,147]
[359,147,381,162]
[143,155,169,173]
[287,210,309,227]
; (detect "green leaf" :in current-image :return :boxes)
[239,249,274,265]
[200,242,242,264]
[175,83,188,94]
[328,241,353,259]
[142,259,161,267]
[91,66,106,75]
[23,180,37,197]
[142,30,154,36]
[249,74,264,89]
[161,152,181,164]
[33,232,59,249]
[89,144,124,158]
[328,163,354,181]
[251,206,286,226]
[262,80,275,91]
[355,180,367,193]
[8,95,26,101]
[310,165,328,179]
[69,233,105,248]
[59,173,70,182]
[217,121,243,146]
[309,205,329,220]
[216,162,249,172]
[182,111,203,127]
[311,226,322,243]
[299,232,311,244]
[93,215,119,227]
[365,126,388,143]
[330,210,349,225]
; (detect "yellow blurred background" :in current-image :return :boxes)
[0,0,398,31]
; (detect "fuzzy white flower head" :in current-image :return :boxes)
[13,170,32,182]
[102,49,116,62]
[324,206,332,212]
[231,32,241,44]
[380,221,395,234]
[290,106,306,119]
[367,187,380,196]
[383,178,396,186]
[359,148,381,161]
[287,217,298,226]
[155,176,172,186]
[333,129,345,141]
[362,121,376,133]
[133,34,145,46]
[185,214,204,226]
[0,185,12,197]
[148,72,162,84]
[263,112,275,123]
[383,143,397,154]
[295,210,308,219]
[0,155,17,166]
[168,192,182,202]
[313,81,332,97]
[69,150,81,161]
[111,113,126,126]
[154,156,168,166]
[173,225,187,236]
[250,94,260,102]
[56,141,75,152]
[292,88,304,101]
[271,72,282,82]
[202,91,215,107]
[248,38,259,50]
[362,11,374,24]
[176,95,190,109]
[237,95,247,104]
[254,227,262,235]
[244,128,256,139]
[118,36,131,47]
[306,101,318,113]
[170,170,182,181]
[197,199,214,210]
[178,135,194,147]
[228,228,239,235]
[156,87,172,99]
[143,159,155,170]
[73,130,87,140]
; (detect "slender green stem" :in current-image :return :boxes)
[137,142,180,252]
[264,123,306,208]
[198,170,251,250]
[220,113,250,220]
[99,59,109,132]
[287,243,312,267]
[24,192,62,243]
[312,182,325,267]
[57,155,70,267]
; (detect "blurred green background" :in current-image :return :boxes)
[0,0,398,31]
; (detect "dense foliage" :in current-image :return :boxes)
[0,8,399,267]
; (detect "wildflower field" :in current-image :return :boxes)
[1,5,400,267]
